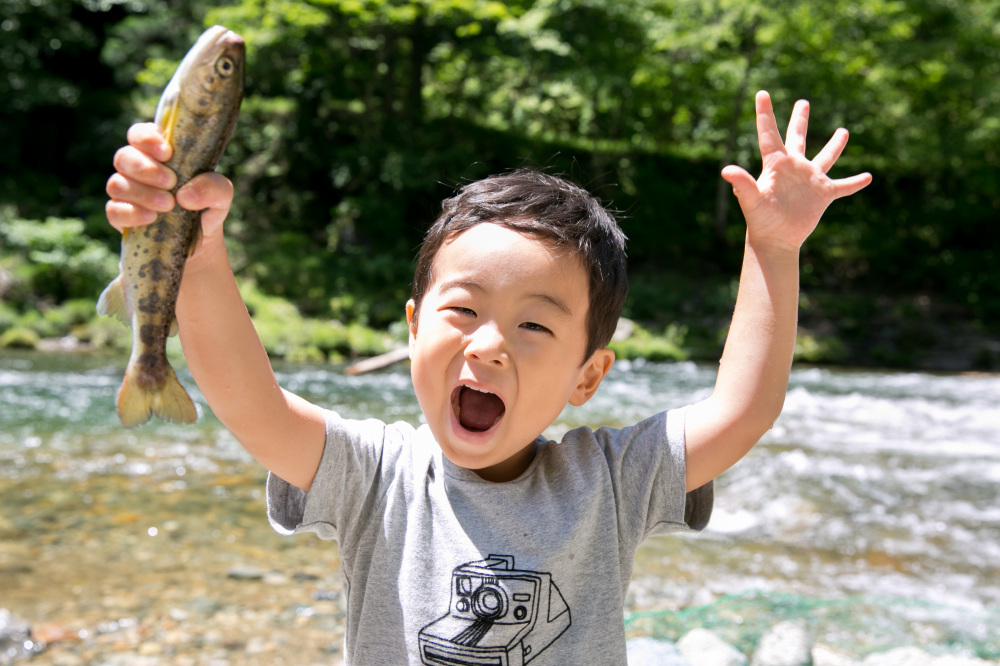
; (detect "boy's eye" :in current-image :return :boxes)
[448,307,476,317]
[520,321,552,334]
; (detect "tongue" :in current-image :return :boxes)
[458,387,505,432]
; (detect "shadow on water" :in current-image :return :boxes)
[1,351,998,661]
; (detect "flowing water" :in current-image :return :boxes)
[1,350,998,662]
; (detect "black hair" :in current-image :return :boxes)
[411,169,628,362]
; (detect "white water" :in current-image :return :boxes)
[2,353,998,650]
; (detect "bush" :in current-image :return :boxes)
[237,278,395,360]
[0,327,40,349]
[794,332,847,364]
[75,316,131,351]
[0,208,118,305]
[609,323,688,362]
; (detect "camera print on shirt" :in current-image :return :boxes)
[418,555,571,666]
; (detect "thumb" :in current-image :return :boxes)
[721,165,760,208]
[176,172,233,234]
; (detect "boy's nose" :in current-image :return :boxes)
[465,323,508,366]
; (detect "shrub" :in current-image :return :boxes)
[0,327,40,349]
[0,209,118,305]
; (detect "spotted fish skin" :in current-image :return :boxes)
[98,25,244,427]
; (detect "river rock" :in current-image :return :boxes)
[678,628,748,666]
[0,609,44,664]
[627,636,690,665]
[752,620,811,666]
[226,565,266,580]
[865,649,999,666]
[31,621,81,645]
[863,647,938,666]
[613,317,636,341]
[931,657,1000,666]
[812,643,861,666]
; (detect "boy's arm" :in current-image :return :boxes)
[107,123,326,492]
[683,91,872,492]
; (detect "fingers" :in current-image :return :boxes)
[176,172,233,211]
[126,122,173,163]
[721,165,761,209]
[106,199,158,230]
[107,169,174,211]
[830,172,873,200]
[106,123,177,231]
[784,99,810,156]
[107,171,234,234]
[754,90,786,160]
[177,173,234,234]
[812,127,849,173]
[754,91,859,177]
[112,144,177,191]
[106,156,176,230]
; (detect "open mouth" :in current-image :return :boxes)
[452,385,506,433]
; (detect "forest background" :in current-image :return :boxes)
[2,0,998,370]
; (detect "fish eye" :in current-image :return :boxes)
[215,56,234,77]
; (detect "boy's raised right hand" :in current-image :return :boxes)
[105,122,234,265]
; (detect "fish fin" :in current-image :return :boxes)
[116,373,153,427]
[168,317,179,337]
[116,366,197,427]
[151,367,198,424]
[96,276,133,328]
[186,219,203,258]
[122,227,131,241]
[157,93,180,145]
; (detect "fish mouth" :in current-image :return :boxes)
[451,384,506,433]
[199,25,243,49]
[213,27,244,48]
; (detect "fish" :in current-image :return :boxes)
[98,25,245,427]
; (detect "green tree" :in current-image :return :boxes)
[3,0,1000,339]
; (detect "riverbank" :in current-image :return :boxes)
[4,599,999,665]
[2,279,998,373]
[0,465,350,666]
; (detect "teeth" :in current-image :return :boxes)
[453,384,502,426]
[458,383,494,395]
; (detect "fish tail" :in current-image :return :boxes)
[117,366,197,428]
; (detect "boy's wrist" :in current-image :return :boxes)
[182,231,230,280]
[745,232,802,268]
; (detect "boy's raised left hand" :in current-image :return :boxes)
[721,90,872,254]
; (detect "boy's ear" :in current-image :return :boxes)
[406,299,418,345]
[569,348,615,407]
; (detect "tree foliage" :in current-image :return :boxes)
[2,0,999,329]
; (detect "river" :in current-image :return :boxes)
[1,350,998,663]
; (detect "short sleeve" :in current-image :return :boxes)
[265,411,403,541]
[592,408,713,543]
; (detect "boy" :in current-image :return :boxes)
[105,91,871,664]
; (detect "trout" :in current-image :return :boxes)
[98,25,244,427]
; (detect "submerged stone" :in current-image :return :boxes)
[627,636,690,665]
[0,609,44,663]
[678,628,748,666]
[752,620,811,666]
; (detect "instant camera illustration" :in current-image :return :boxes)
[418,555,572,666]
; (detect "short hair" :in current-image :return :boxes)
[411,169,628,362]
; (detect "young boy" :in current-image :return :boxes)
[105,91,870,664]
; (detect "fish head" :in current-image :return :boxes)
[155,25,245,131]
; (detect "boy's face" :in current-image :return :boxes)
[406,223,614,482]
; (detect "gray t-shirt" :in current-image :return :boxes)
[267,407,713,665]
